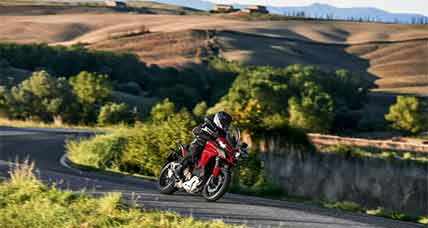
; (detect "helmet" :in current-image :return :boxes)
[213,111,232,132]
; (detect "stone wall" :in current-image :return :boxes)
[248,134,428,216]
[308,133,428,153]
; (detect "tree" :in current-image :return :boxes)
[193,101,208,118]
[385,96,427,134]
[69,71,112,105]
[150,98,176,122]
[288,82,334,133]
[69,71,112,123]
[1,71,77,123]
[97,102,134,126]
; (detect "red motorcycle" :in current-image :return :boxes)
[158,127,248,201]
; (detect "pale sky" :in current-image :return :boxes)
[209,0,428,16]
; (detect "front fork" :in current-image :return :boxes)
[212,157,229,177]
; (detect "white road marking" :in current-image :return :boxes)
[59,154,83,175]
[0,131,38,136]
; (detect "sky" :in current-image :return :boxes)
[208,0,428,16]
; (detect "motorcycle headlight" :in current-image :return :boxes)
[218,140,227,149]
[234,152,241,159]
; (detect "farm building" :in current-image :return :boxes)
[104,0,127,8]
[213,4,236,13]
[242,5,269,14]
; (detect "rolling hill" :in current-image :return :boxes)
[0,3,427,98]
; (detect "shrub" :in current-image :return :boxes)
[385,96,428,134]
[236,152,263,187]
[150,98,176,122]
[230,151,284,197]
[69,71,112,105]
[288,91,334,133]
[97,102,134,126]
[69,71,113,123]
[123,110,195,176]
[67,132,129,170]
[68,105,196,176]
[193,101,208,118]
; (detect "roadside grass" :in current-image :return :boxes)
[0,117,95,130]
[323,201,426,223]
[0,161,239,228]
[0,117,128,132]
[418,216,428,224]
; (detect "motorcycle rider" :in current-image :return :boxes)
[174,111,233,181]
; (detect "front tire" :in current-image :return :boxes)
[158,162,178,194]
[202,169,231,202]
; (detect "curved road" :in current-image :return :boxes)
[0,127,423,228]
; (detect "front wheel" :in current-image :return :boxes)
[158,162,178,194]
[202,168,231,202]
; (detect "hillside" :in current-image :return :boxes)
[0,6,427,96]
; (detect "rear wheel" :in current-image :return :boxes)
[158,162,178,194]
[202,168,231,201]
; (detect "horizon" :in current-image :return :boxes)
[206,0,428,16]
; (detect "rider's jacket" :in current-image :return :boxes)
[192,115,226,146]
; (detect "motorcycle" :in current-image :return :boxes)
[158,126,248,201]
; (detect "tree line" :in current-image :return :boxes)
[282,11,428,24]
[1,42,426,135]
[0,43,235,109]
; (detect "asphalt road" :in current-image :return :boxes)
[0,127,424,228]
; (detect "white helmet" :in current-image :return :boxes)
[213,111,232,131]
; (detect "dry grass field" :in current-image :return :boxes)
[0,2,427,95]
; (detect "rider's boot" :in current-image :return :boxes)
[173,163,184,181]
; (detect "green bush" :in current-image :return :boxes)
[385,96,428,134]
[236,152,263,187]
[288,84,334,133]
[150,98,176,122]
[69,71,113,123]
[193,101,208,118]
[0,69,155,125]
[69,71,112,105]
[97,102,134,126]
[67,132,129,170]
[123,110,195,176]
[68,104,196,176]
[231,151,284,197]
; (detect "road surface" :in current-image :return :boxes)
[0,127,423,228]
